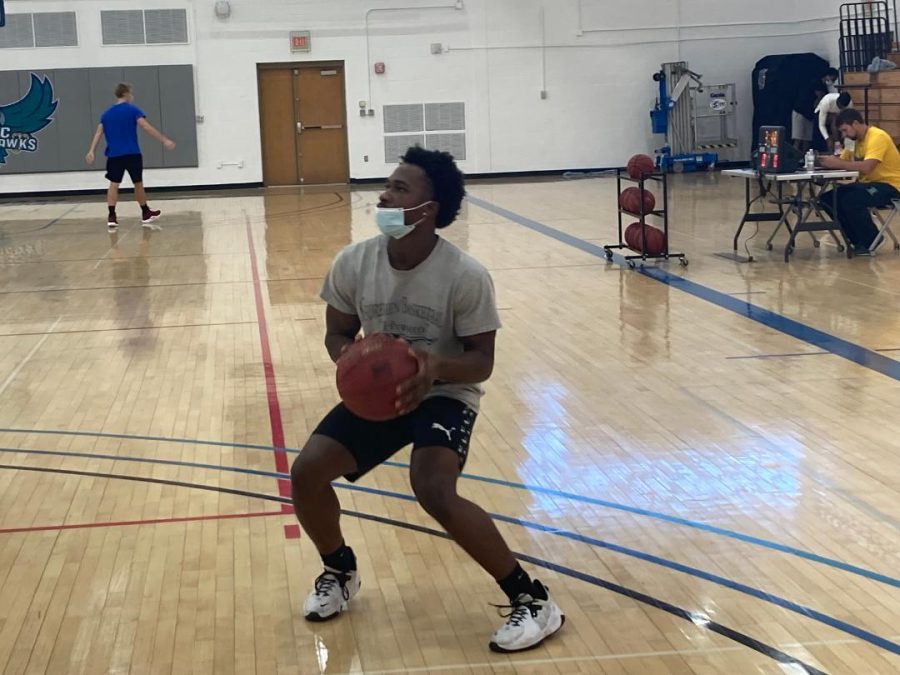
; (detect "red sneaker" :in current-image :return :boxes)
[141,208,161,225]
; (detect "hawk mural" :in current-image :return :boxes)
[0,74,58,166]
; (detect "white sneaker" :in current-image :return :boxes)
[489,581,565,653]
[303,568,361,622]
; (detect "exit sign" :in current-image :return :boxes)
[290,31,310,52]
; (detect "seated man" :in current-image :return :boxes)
[818,108,900,252]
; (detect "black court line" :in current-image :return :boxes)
[2,432,896,591]
[726,351,830,360]
[0,463,827,673]
[13,204,82,234]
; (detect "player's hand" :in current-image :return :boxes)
[818,154,840,169]
[338,334,363,357]
[163,139,176,151]
[85,151,94,165]
[395,347,438,416]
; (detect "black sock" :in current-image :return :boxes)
[140,203,149,213]
[108,206,116,216]
[321,543,356,572]
[498,563,544,602]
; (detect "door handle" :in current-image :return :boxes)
[296,122,303,134]
[297,124,343,131]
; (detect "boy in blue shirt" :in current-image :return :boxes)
[85,83,176,231]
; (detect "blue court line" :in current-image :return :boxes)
[466,195,900,382]
[0,463,825,673]
[0,456,895,660]
[1,430,898,590]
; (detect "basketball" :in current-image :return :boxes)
[626,154,656,179]
[336,333,419,421]
[619,187,656,215]
[624,222,666,256]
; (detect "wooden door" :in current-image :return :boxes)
[257,64,349,186]
[258,69,298,186]
[295,66,349,184]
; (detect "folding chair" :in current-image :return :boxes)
[868,198,900,253]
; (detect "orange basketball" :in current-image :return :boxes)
[627,154,656,180]
[624,222,666,256]
[336,333,419,421]
[619,187,656,215]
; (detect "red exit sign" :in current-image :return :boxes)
[290,31,310,52]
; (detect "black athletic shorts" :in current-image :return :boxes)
[105,154,144,184]
[313,396,477,482]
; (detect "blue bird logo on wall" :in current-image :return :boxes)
[0,74,58,167]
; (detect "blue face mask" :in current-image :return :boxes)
[375,202,432,239]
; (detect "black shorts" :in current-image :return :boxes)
[313,396,477,482]
[105,154,143,184]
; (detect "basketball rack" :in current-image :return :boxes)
[604,169,688,268]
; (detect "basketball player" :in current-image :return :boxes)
[290,146,565,653]
[84,83,175,231]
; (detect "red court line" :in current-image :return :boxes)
[244,217,293,510]
[0,510,287,535]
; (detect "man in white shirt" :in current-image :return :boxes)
[815,91,853,144]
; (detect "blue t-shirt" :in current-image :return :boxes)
[100,102,145,157]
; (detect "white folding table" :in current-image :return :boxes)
[723,168,858,262]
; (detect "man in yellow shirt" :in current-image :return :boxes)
[819,108,900,252]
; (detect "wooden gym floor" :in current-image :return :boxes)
[0,173,898,674]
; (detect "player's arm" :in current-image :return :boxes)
[817,105,830,141]
[137,117,176,149]
[325,304,361,364]
[395,331,495,416]
[434,331,495,384]
[85,124,103,163]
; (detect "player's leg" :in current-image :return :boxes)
[291,403,412,621]
[291,432,361,621]
[408,398,564,652]
[291,434,357,557]
[104,157,125,230]
[791,112,811,153]
[127,155,159,225]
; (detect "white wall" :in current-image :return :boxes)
[0,0,850,194]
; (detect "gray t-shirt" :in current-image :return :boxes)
[320,234,501,410]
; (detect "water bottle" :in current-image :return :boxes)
[804,149,816,170]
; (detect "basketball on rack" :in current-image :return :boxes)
[626,154,656,179]
[624,222,666,256]
[336,333,419,421]
[619,187,656,215]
